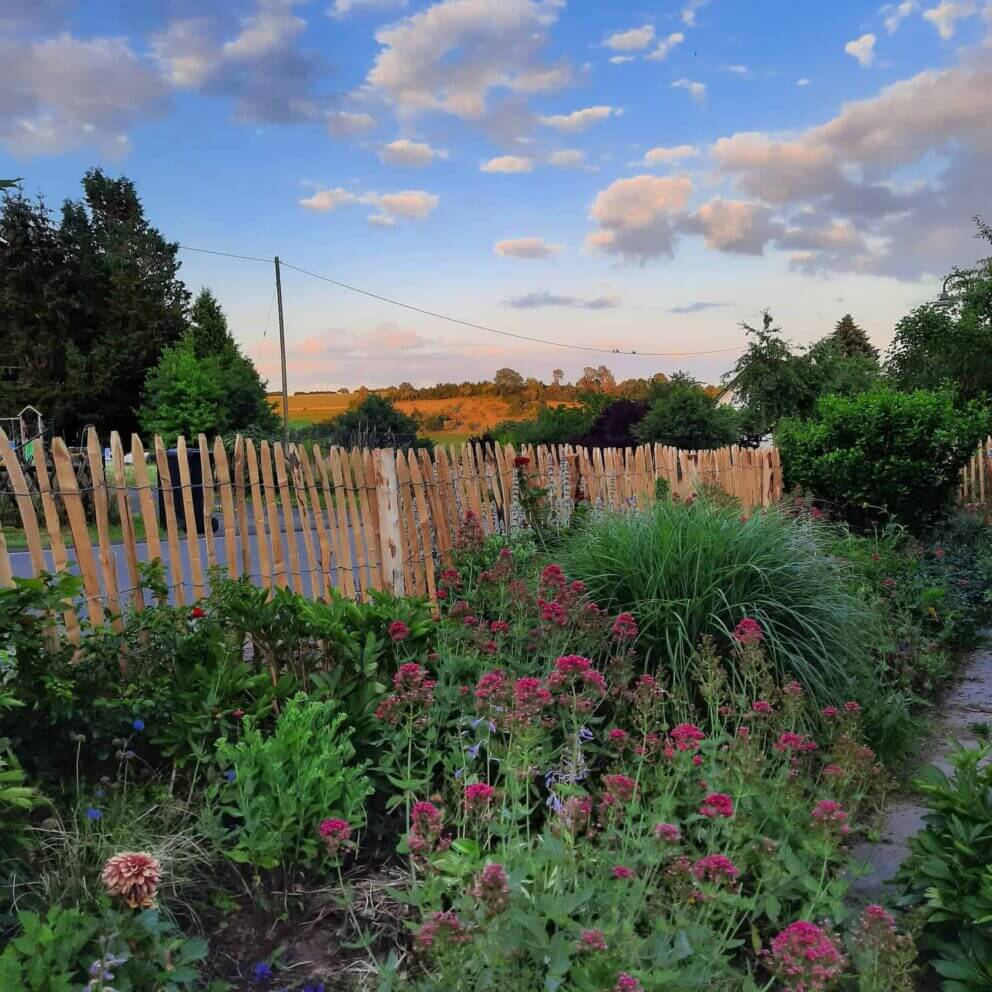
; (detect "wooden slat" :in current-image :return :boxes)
[174,436,205,601]
[0,530,12,588]
[419,447,452,563]
[213,438,239,577]
[298,445,333,598]
[287,445,319,598]
[407,449,437,601]
[356,449,384,592]
[198,434,217,571]
[233,437,251,578]
[433,446,458,548]
[330,447,366,596]
[86,429,123,627]
[374,448,405,595]
[34,439,81,642]
[394,451,422,597]
[319,445,356,599]
[53,437,106,626]
[0,430,46,578]
[110,432,144,613]
[259,441,288,589]
[273,443,303,594]
[461,442,484,525]
[131,435,162,570]
[154,436,186,605]
[245,440,273,590]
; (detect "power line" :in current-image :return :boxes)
[178,243,746,358]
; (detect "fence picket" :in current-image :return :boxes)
[273,443,303,594]
[245,440,272,589]
[198,434,217,571]
[154,436,186,605]
[322,447,356,599]
[0,429,46,578]
[131,436,162,569]
[86,429,123,628]
[287,445,319,598]
[374,448,405,595]
[174,437,205,602]
[110,432,144,613]
[394,451,422,596]
[407,449,438,600]
[298,445,333,598]
[213,438,239,577]
[259,441,287,590]
[354,449,383,592]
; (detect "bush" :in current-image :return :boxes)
[634,373,739,450]
[556,498,878,706]
[899,741,992,991]
[777,387,990,530]
[213,694,372,876]
[572,399,648,449]
[318,394,430,450]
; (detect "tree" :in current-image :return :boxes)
[886,219,992,401]
[832,314,878,360]
[552,369,564,388]
[0,169,189,438]
[576,365,616,393]
[494,367,525,396]
[189,289,232,358]
[322,394,425,449]
[634,372,740,449]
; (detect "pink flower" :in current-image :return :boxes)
[608,728,629,748]
[767,921,847,991]
[775,731,818,754]
[752,700,773,715]
[540,600,568,626]
[882,577,896,590]
[843,701,861,714]
[732,617,763,646]
[782,680,804,698]
[692,854,740,885]
[611,612,639,641]
[388,620,410,642]
[415,911,470,950]
[612,865,634,879]
[614,974,643,992]
[464,783,496,812]
[578,929,607,953]
[670,723,706,752]
[317,817,351,855]
[439,567,462,588]
[513,455,531,468]
[490,620,510,635]
[603,774,636,803]
[811,799,850,837]
[101,852,160,909]
[821,706,839,718]
[471,862,510,916]
[474,669,508,701]
[699,792,734,818]
[463,615,479,628]
[654,822,681,844]
[822,763,843,778]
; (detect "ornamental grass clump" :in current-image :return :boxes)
[557,497,878,706]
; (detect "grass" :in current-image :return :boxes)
[557,497,881,707]
[3,518,148,552]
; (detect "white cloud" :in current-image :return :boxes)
[326,109,376,136]
[538,105,619,132]
[366,0,568,121]
[642,144,697,166]
[724,64,749,75]
[505,290,620,308]
[380,137,447,165]
[603,24,655,51]
[686,198,779,255]
[609,55,636,64]
[299,186,439,221]
[681,0,709,26]
[549,148,589,168]
[645,32,684,61]
[0,32,169,156]
[796,77,811,86]
[923,1,976,38]
[671,78,706,102]
[844,33,877,67]
[331,0,407,16]
[494,236,562,258]
[480,154,534,172]
[585,174,693,261]
[881,1,918,33]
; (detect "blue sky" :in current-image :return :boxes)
[2,0,990,389]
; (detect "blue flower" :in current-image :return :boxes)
[252,961,272,982]
[578,726,594,742]
[86,807,103,821]
[224,769,237,783]
[94,788,105,799]
[466,742,481,760]
[131,718,145,732]
[303,984,325,992]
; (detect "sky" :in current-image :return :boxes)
[2,0,991,391]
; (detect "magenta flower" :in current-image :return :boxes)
[821,706,839,718]
[843,700,862,714]
[811,799,850,837]
[603,774,636,803]
[752,700,773,715]
[611,612,639,641]
[732,617,764,646]
[415,911,471,950]
[699,792,734,818]
[613,974,643,992]
[388,620,410,642]
[471,862,510,917]
[692,854,740,885]
[775,731,818,754]
[317,818,351,855]
[612,865,634,879]
[654,822,681,844]
[463,782,496,812]
[578,928,608,953]
[767,920,847,991]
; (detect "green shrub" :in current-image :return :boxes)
[634,372,739,449]
[213,694,372,875]
[0,906,97,990]
[777,386,990,530]
[556,498,878,705]
[899,742,992,991]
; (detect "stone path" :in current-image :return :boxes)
[849,640,992,899]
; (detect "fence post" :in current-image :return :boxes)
[374,448,405,596]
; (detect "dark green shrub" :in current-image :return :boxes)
[556,498,878,706]
[777,387,989,530]
[634,373,739,449]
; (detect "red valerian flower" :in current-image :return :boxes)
[439,567,462,588]
[607,728,629,749]
[603,774,636,803]
[654,822,681,844]
[782,680,804,698]
[318,818,352,855]
[612,865,634,879]
[811,799,850,836]
[388,620,410,642]
[774,731,818,754]
[611,612,639,641]
[670,723,706,752]
[821,706,839,718]
[490,619,510,635]
[471,862,510,917]
[692,854,740,885]
[415,911,471,950]
[732,617,763,645]
[613,974,643,992]
[767,920,847,991]
[539,599,567,626]
[513,455,531,468]
[752,700,773,715]
[408,801,450,863]
[843,701,862,714]
[463,782,496,811]
[557,795,592,836]
[577,928,608,953]
[699,792,734,818]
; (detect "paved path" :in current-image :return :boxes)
[849,640,992,899]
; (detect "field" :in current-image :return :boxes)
[270,391,572,442]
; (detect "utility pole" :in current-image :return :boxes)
[274,255,289,443]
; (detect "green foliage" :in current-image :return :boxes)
[777,386,990,530]
[213,694,372,874]
[493,403,597,446]
[0,170,189,438]
[832,313,878,360]
[0,906,97,991]
[321,393,428,450]
[634,372,739,449]
[899,742,992,991]
[556,498,878,706]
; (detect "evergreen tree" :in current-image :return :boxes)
[189,289,232,358]
[832,314,878,360]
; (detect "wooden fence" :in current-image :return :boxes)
[959,436,992,504]
[0,430,782,629]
